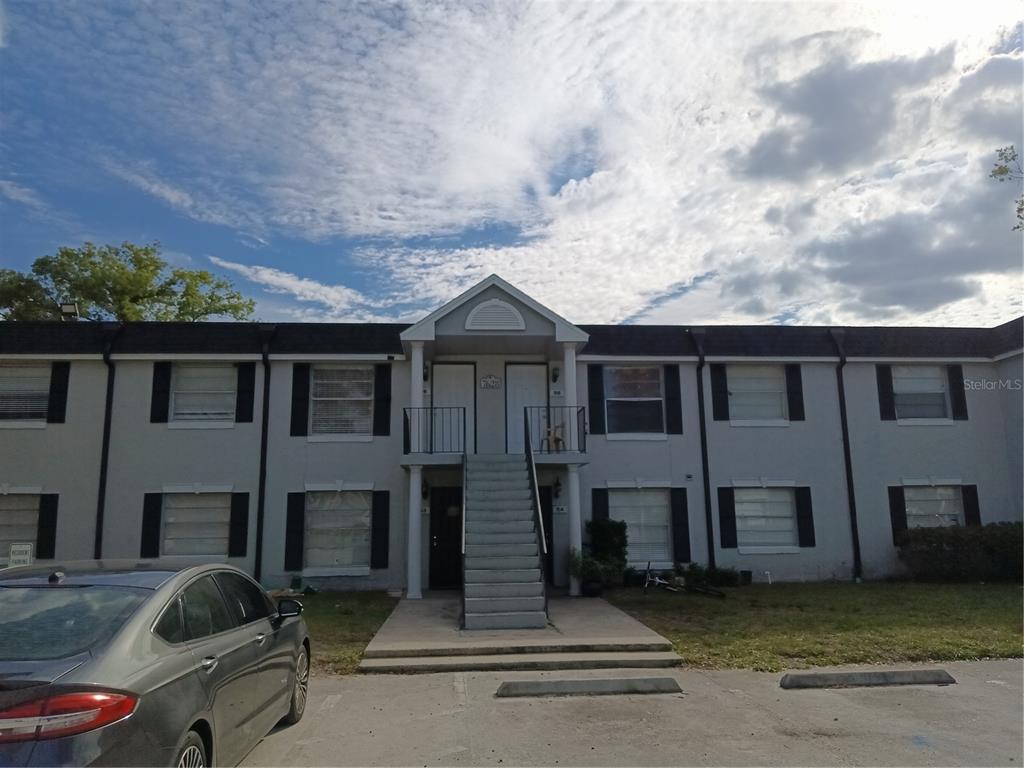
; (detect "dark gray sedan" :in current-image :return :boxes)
[0,562,310,767]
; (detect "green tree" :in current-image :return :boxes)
[0,242,255,321]
[990,145,1024,232]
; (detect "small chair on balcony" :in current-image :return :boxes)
[540,422,565,453]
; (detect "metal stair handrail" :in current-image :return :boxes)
[460,451,467,627]
[523,410,549,616]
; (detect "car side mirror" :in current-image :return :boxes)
[277,598,303,618]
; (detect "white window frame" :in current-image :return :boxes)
[604,365,665,437]
[727,364,788,424]
[161,492,232,558]
[309,365,375,438]
[893,365,950,421]
[302,490,372,576]
[169,363,237,426]
[734,487,799,554]
[0,494,40,566]
[608,488,673,568]
[0,363,50,426]
[904,485,965,528]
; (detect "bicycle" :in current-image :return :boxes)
[642,562,727,599]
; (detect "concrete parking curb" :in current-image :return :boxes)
[495,676,683,697]
[780,669,957,689]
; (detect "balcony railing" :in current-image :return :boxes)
[523,406,586,454]
[403,407,466,454]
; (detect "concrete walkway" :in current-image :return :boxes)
[363,593,671,653]
[359,594,679,671]
[242,659,1023,766]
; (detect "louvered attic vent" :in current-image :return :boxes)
[464,299,526,331]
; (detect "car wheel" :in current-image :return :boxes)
[281,645,309,725]
[175,731,207,768]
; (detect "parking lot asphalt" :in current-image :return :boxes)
[242,659,1023,767]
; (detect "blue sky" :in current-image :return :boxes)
[0,1,1021,326]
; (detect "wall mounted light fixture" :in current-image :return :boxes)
[551,366,560,383]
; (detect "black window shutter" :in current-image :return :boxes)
[710,364,729,421]
[46,362,70,423]
[284,492,306,571]
[290,364,311,437]
[718,487,737,548]
[876,365,896,421]
[670,488,690,563]
[664,364,683,434]
[235,363,255,423]
[591,488,609,522]
[228,493,249,557]
[373,364,392,436]
[150,362,172,423]
[36,494,58,559]
[947,365,968,421]
[795,487,815,547]
[371,491,390,568]
[961,484,981,527]
[587,365,605,435]
[888,486,907,546]
[785,364,805,421]
[140,493,163,558]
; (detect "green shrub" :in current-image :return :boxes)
[676,562,741,587]
[899,522,1023,582]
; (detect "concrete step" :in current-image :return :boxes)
[468,470,529,482]
[467,498,533,511]
[465,508,534,521]
[468,462,527,473]
[465,520,534,534]
[465,543,538,558]
[467,478,528,492]
[467,454,526,464]
[463,611,548,630]
[466,491,531,505]
[465,531,536,545]
[464,596,545,614]
[362,638,673,659]
[358,652,681,673]
[465,555,539,570]
[464,568,540,583]
[463,581,545,599]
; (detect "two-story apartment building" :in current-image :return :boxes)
[1,276,1020,625]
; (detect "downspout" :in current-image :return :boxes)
[253,324,276,582]
[93,322,122,559]
[689,328,716,569]
[830,328,862,580]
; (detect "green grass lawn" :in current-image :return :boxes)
[299,591,399,675]
[607,582,1023,672]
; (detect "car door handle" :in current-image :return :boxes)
[200,656,218,673]
[254,633,267,646]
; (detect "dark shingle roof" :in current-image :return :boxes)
[0,318,1020,359]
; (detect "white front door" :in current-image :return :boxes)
[432,364,475,453]
[506,364,547,453]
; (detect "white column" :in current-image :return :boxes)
[567,464,582,596]
[406,465,423,599]
[409,341,424,451]
[562,342,578,450]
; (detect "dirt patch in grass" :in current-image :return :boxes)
[607,582,1023,672]
[300,591,399,675]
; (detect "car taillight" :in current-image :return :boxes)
[0,691,137,743]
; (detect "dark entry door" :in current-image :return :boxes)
[539,486,554,585]
[430,487,463,589]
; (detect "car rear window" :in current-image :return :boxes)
[0,585,150,661]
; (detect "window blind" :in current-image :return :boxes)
[162,493,231,556]
[604,366,664,433]
[904,485,964,528]
[727,365,787,420]
[0,494,40,565]
[171,364,236,421]
[0,364,50,421]
[609,489,672,564]
[892,365,948,419]
[734,487,797,547]
[311,366,374,434]
[304,491,371,568]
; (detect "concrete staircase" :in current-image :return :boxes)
[463,454,547,630]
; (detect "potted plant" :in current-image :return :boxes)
[569,548,609,597]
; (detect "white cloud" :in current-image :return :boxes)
[5,1,1023,325]
[0,180,48,212]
